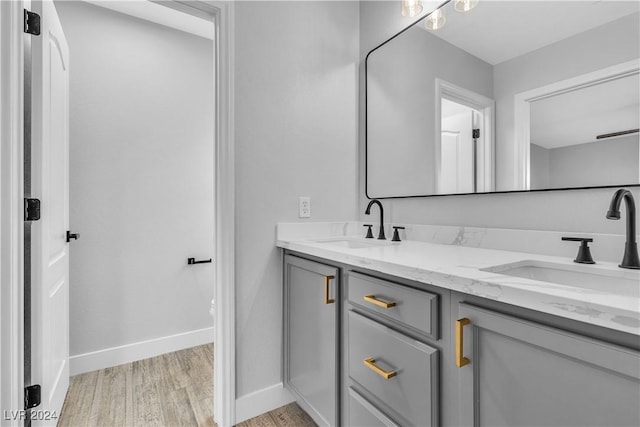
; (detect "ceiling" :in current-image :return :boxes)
[420,1,640,65]
[83,0,214,40]
[530,73,639,149]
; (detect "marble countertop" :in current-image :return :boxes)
[277,229,640,336]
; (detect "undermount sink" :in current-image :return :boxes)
[482,260,640,297]
[312,238,394,249]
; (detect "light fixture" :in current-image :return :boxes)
[401,0,423,17]
[454,0,478,13]
[425,8,446,31]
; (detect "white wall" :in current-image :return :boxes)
[360,1,640,236]
[55,2,214,360]
[234,1,359,399]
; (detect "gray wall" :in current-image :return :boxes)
[531,137,639,190]
[367,25,492,197]
[530,144,550,190]
[55,2,215,357]
[234,1,359,398]
[359,1,640,235]
[548,136,639,189]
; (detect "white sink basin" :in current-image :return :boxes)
[312,238,394,249]
[482,260,640,297]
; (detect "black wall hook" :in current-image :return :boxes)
[188,258,212,265]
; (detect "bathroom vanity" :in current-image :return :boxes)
[280,3,640,423]
[278,228,640,427]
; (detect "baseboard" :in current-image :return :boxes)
[235,383,295,424]
[69,327,214,375]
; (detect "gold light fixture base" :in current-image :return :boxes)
[401,0,423,18]
[455,0,478,13]
[425,8,446,31]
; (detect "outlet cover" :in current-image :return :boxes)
[299,196,311,218]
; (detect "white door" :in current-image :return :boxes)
[31,0,70,423]
[441,111,474,194]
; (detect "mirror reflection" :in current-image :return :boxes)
[366,0,640,198]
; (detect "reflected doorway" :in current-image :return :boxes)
[435,79,495,195]
[440,99,483,194]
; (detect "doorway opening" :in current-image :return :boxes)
[22,1,233,425]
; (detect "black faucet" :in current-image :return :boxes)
[606,189,640,269]
[365,199,386,240]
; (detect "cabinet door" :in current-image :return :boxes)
[457,303,640,427]
[284,255,339,427]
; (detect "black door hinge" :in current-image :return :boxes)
[24,385,41,410]
[24,9,41,36]
[472,128,480,139]
[24,198,41,221]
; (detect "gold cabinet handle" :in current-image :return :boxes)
[364,357,396,379]
[324,275,335,304]
[456,318,471,368]
[364,294,396,309]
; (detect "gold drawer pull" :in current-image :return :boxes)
[324,275,335,304]
[456,318,471,368]
[364,294,396,309]
[364,357,397,380]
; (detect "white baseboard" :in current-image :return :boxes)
[235,383,295,424]
[69,327,214,375]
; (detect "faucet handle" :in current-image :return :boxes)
[392,226,405,242]
[562,237,595,264]
[363,224,374,239]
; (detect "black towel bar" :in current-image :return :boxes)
[188,258,212,265]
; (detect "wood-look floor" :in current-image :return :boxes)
[58,344,316,427]
[235,403,316,427]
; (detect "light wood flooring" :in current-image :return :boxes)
[58,344,316,427]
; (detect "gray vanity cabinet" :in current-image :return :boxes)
[284,255,340,427]
[282,250,640,427]
[457,303,640,427]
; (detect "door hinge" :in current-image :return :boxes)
[472,128,480,139]
[24,198,41,221]
[24,385,41,410]
[24,9,41,36]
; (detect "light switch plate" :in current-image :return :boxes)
[299,196,311,218]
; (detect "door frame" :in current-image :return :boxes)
[0,1,237,426]
[209,2,236,426]
[1,2,25,425]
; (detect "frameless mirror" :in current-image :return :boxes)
[366,0,640,198]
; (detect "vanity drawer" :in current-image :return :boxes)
[347,387,399,427]
[348,271,439,339]
[347,310,439,426]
